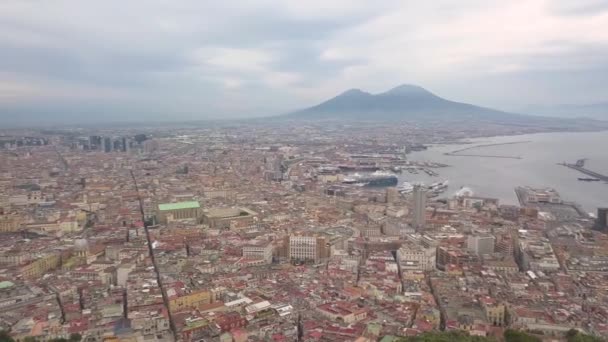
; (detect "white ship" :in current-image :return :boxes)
[398,181,414,194]
[455,186,474,197]
[399,180,449,195]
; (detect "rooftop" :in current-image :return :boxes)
[158,201,201,211]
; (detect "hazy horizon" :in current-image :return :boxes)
[2,1,608,124]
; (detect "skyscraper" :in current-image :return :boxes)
[596,208,608,232]
[412,184,427,229]
[121,137,129,152]
[103,137,113,153]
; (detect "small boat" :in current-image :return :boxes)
[578,177,600,181]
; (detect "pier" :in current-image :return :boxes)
[559,159,608,182]
[444,153,522,159]
[444,140,529,159]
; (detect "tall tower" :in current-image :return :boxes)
[596,208,608,232]
[103,137,113,153]
[412,184,427,229]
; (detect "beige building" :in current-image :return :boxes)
[203,207,258,229]
[0,213,21,232]
[288,234,329,263]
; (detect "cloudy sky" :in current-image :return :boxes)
[1,0,608,123]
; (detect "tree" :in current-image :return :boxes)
[395,331,494,342]
[504,329,542,342]
[0,331,15,342]
[69,333,82,342]
[565,329,604,342]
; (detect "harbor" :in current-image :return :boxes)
[559,159,608,183]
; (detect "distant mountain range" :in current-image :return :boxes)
[285,85,607,128]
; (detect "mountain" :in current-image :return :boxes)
[520,103,608,120]
[287,84,538,123]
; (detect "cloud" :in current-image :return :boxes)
[0,0,607,123]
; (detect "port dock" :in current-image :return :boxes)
[559,159,608,182]
[444,141,529,159]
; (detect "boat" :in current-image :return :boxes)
[455,187,473,197]
[423,168,439,176]
[578,177,600,181]
[398,181,414,193]
[429,180,449,192]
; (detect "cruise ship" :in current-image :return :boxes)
[342,171,398,187]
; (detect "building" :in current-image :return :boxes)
[0,213,21,232]
[19,253,61,279]
[288,234,329,263]
[595,208,608,232]
[103,137,113,153]
[168,289,212,312]
[157,201,202,224]
[516,236,560,272]
[467,235,495,256]
[316,301,367,324]
[480,297,506,326]
[412,184,427,229]
[143,139,159,153]
[121,137,129,152]
[386,187,398,203]
[397,244,435,271]
[436,246,478,271]
[242,242,273,264]
[203,207,258,229]
[518,187,562,204]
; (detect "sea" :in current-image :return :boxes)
[401,131,608,212]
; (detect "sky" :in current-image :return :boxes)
[1,0,608,123]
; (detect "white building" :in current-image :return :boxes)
[397,245,436,271]
[289,235,327,262]
[242,242,273,264]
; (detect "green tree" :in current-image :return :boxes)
[396,331,494,342]
[504,329,542,342]
[0,330,15,342]
[69,333,82,342]
[565,329,604,342]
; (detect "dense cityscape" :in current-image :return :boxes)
[0,122,606,342]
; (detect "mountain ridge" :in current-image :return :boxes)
[287,84,517,121]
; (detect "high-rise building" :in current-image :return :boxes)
[386,187,398,203]
[596,208,608,232]
[121,137,129,152]
[103,137,113,153]
[143,139,159,153]
[412,184,427,229]
[467,235,496,256]
[89,135,101,150]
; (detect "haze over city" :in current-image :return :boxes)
[2,0,608,123]
[1,2,608,342]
